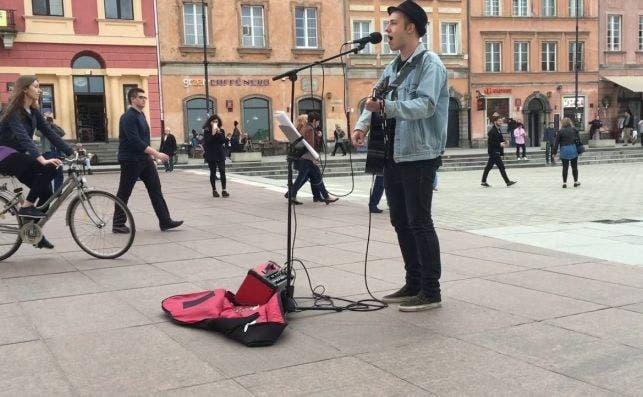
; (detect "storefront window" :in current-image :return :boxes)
[185,97,214,141]
[563,96,585,130]
[486,97,510,132]
[242,97,270,142]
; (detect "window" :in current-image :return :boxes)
[441,22,458,54]
[514,42,529,72]
[123,84,137,111]
[72,55,102,69]
[381,20,394,54]
[485,42,501,72]
[183,3,207,46]
[569,0,583,17]
[640,16,643,51]
[105,0,133,20]
[607,15,621,51]
[568,42,584,72]
[485,0,500,16]
[241,5,265,48]
[513,0,528,16]
[420,23,431,51]
[73,76,104,93]
[295,7,317,48]
[352,20,373,53]
[563,96,585,130]
[542,0,556,17]
[541,42,556,71]
[243,97,270,141]
[32,0,63,16]
[40,85,55,117]
[186,98,215,141]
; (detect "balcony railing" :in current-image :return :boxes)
[0,9,16,31]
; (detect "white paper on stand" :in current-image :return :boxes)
[273,111,320,161]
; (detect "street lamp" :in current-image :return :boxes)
[574,0,580,126]
[201,0,210,115]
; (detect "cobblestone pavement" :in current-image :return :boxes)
[1,166,642,395]
[218,161,643,266]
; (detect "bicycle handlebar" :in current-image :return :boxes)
[64,151,92,166]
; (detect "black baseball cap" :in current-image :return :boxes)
[387,1,428,37]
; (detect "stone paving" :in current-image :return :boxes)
[0,163,642,396]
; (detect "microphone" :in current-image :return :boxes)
[347,32,382,46]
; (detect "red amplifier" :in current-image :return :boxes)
[234,261,287,306]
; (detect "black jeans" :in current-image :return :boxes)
[332,142,346,155]
[384,158,441,297]
[114,158,171,226]
[481,153,510,184]
[515,144,526,158]
[208,160,226,190]
[545,143,555,163]
[561,158,579,183]
[0,152,55,205]
[368,175,384,209]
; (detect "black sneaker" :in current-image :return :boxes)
[480,182,491,187]
[574,182,581,188]
[398,293,442,312]
[18,206,46,219]
[506,181,517,187]
[222,190,229,197]
[369,207,383,214]
[35,236,54,249]
[212,190,220,198]
[381,285,418,303]
[160,220,183,231]
[112,224,130,234]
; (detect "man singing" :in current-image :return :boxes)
[352,0,449,312]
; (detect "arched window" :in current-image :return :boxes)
[72,55,103,69]
[185,97,215,141]
[242,97,270,141]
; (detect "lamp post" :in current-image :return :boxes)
[201,0,210,115]
[574,0,580,126]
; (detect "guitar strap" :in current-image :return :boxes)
[388,50,427,101]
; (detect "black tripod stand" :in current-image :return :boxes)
[273,45,365,312]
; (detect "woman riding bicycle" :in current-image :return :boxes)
[0,75,73,249]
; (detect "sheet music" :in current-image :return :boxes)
[273,111,320,161]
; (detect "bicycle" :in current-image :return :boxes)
[0,152,136,261]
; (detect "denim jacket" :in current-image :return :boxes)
[356,45,449,162]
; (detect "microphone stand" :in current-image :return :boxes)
[273,44,365,313]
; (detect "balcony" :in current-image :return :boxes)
[0,9,17,48]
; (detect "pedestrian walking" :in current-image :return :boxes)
[202,114,230,198]
[553,117,581,188]
[113,87,183,232]
[159,128,177,172]
[588,115,602,141]
[544,122,557,165]
[481,115,517,188]
[513,121,527,160]
[331,124,347,156]
[622,109,633,146]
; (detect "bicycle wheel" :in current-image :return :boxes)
[68,190,135,259]
[0,196,22,261]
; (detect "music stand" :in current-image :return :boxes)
[272,45,366,312]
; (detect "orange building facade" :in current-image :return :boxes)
[157,0,347,146]
[345,0,470,147]
[598,0,643,136]
[0,0,160,142]
[469,0,600,147]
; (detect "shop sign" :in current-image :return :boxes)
[483,87,512,95]
[182,78,270,88]
[562,96,584,107]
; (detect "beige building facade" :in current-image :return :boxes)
[469,0,600,147]
[157,0,347,146]
[598,0,643,136]
[346,0,470,147]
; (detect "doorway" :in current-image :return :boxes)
[527,99,544,147]
[75,94,106,142]
[447,97,460,147]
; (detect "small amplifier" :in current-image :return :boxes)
[234,261,287,306]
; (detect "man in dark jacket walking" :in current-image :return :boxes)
[481,115,517,187]
[543,122,558,165]
[113,88,182,233]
